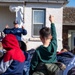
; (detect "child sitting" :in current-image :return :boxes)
[30,15,60,75]
[20,41,31,75]
[0,34,26,75]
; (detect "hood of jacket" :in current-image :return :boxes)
[2,34,25,62]
[36,45,57,63]
[2,34,19,50]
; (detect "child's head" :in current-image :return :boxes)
[61,45,70,52]
[19,41,27,51]
[13,20,19,28]
[39,27,52,44]
[2,34,19,50]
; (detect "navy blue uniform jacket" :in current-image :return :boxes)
[3,28,27,41]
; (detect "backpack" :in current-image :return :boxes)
[32,62,66,75]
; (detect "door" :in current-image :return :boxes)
[71,32,75,50]
[68,30,75,50]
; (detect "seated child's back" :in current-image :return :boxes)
[30,15,58,75]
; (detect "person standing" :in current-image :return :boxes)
[3,20,27,41]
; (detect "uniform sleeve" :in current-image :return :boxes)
[30,51,39,74]
[3,28,11,34]
[0,52,13,74]
[22,29,27,35]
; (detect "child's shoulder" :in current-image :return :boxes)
[36,45,43,51]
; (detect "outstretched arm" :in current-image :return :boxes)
[49,15,57,47]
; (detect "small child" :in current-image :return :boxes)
[57,45,74,66]
[0,34,26,75]
[20,41,31,75]
[30,15,58,75]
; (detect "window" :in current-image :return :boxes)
[32,9,45,37]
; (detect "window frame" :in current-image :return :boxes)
[32,8,46,37]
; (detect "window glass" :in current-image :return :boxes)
[32,9,45,36]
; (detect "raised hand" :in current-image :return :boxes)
[22,26,24,29]
[49,15,54,23]
[5,25,9,28]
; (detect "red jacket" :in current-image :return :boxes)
[0,34,26,75]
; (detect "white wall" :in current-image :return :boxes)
[0,6,15,31]
[0,3,63,51]
[23,3,63,51]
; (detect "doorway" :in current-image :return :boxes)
[68,30,75,50]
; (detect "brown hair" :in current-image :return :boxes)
[39,27,51,38]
